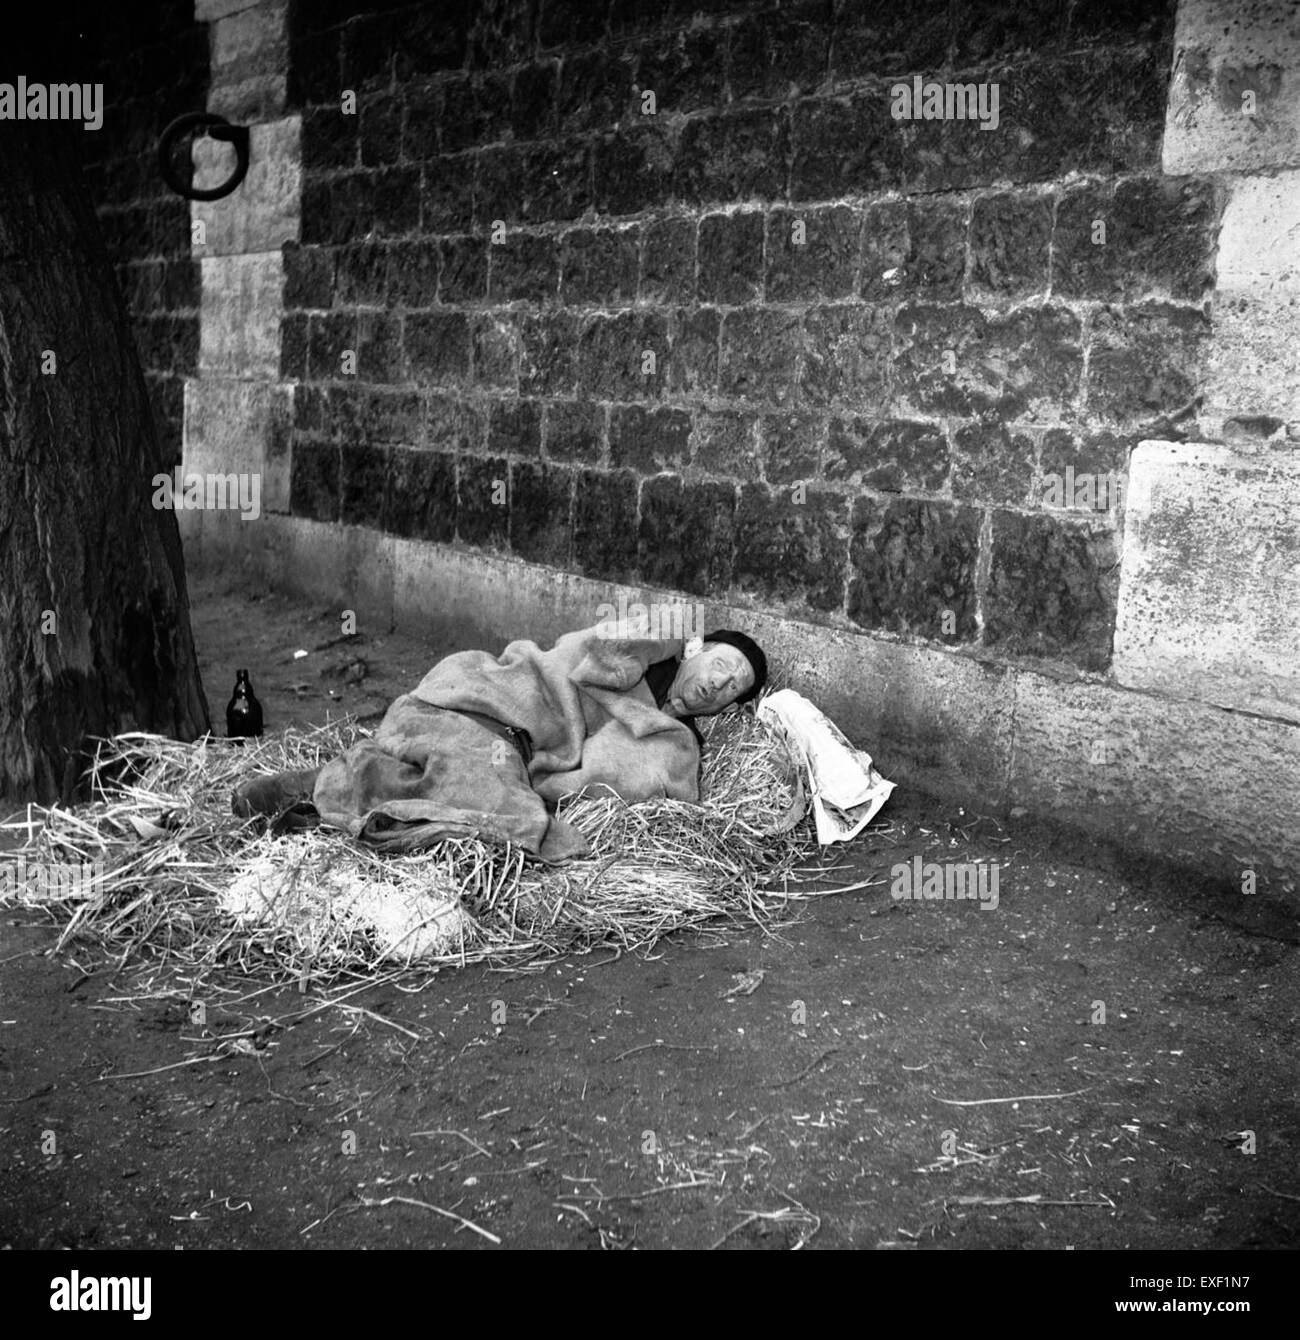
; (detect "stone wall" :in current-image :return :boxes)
[140,0,1299,898]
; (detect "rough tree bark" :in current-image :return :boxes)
[0,117,210,806]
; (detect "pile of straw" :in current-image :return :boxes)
[5,704,822,982]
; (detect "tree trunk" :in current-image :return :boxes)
[0,118,210,806]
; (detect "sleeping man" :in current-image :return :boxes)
[232,618,767,864]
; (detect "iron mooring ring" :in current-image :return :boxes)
[158,112,250,202]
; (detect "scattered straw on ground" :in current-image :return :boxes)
[3,704,827,985]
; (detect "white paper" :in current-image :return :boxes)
[758,689,895,844]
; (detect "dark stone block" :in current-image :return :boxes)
[694,409,761,481]
[985,510,1117,670]
[766,205,860,303]
[440,76,486,155]
[858,200,909,301]
[328,173,376,243]
[593,124,677,216]
[539,0,610,49]
[733,484,849,612]
[288,31,341,108]
[474,71,514,145]
[341,13,395,90]
[341,442,388,528]
[951,0,1069,66]
[801,305,891,413]
[1085,303,1208,425]
[573,469,639,581]
[372,167,420,236]
[300,178,334,246]
[488,231,560,304]
[675,107,789,206]
[969,191,1052,299]
[280,312,308,379]
[518,311,582,396]
[560,227,640,306]
[641,216,696,303]
[290,439,340,522]
[848,497,980,643]
[326,387,365,447]
[514,141,593,224]
[825,417,949,493]
[284,243,334,310]
[829,0,950,82]
[360,93,402,167]
[698,210,764,305]
[427,395,487,453]
[635,25,726,114]
[357,312,402,383]
[610,404,692,472]
[472,315,521,390]
[893,303,1082,419]
[951,417,1036,506]
[420,159,476,232]
[639,476,736,597]
[362,389,424,444]
[666,307,719,396]
[404,81,441,160]
[457,455,511,549]
[404,310,472,384]
[393,3,468,80]
[387,240,440,308]
[512,62,558,140]
[545,400,604,464]
[728,3,831,102]
[902,198,967,300]
[306,312,356,381]
[474,145,526,226]
[386,447,456,542]
[556,46,635,132]
[488,398,543,458]
[467,0,536,70]
[576,312,669,399]
[760,412,824,484]
[790,93,893,202]
[510,461,573,565]
[302,104,357,171]
[719,308,801,406]
[439,235,489,303]
[1053,176,1219,302]
[335,243,389,307]
[294,385,327,433]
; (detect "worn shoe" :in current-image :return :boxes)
[232,767,322,819]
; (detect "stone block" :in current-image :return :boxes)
[192,118,300,257]
[719,308,802,406]
[457,455,511,550]
[610,405,692,473]
[1114,440,1300,724]
[639,475,737,597]
[698,210,764,305]
[573,469,640,582]
[510,461,573,565]
[824,418,949,493]
[765,205,860,303]
[559,226,640,306]
[848,497,980,644]
[801,305,891,413]
[385,447,456,543]
[199,253,284,377]
[985,510,1118,671]
[733,484,849,613]
[544,400,605,464]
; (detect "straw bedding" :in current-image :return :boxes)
[5,703,820,983]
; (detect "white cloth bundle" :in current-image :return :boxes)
[757,689,895,844]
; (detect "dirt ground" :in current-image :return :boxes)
[1,566,1298,1252]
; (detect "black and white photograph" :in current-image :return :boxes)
[0,0,1296,1294]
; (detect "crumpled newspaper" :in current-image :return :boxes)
[757,689,895,844]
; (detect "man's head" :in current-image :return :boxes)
[664,630,768,718]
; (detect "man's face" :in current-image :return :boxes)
[666,642,755,717]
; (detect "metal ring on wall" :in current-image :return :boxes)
[158,112,250,202]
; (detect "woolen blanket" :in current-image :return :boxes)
[312,619,700,863]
